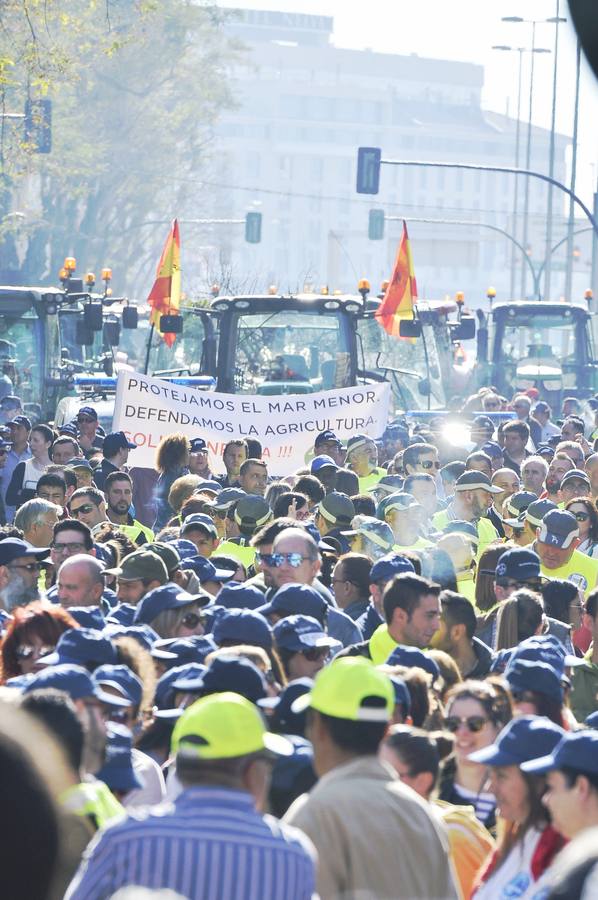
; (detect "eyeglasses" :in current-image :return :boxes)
[301,646,329,661]
[181,612,203,630]
[443,715,489,733]
[7,562,42,573]
[260,552,309,568]
[15,644,54,660]
[51,541,87,554]
[420,460,441,471]
[70,503,96,517]
[572,511,590,522]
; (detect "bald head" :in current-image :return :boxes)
[57,554,105,609]
[491,467,520,506]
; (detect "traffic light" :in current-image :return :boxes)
[356,147,381,194]
[368,209,385,240]
[245,212,262,243]
[24,99,52,154]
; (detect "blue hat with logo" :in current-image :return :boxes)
[522,730,598,776]
[386,645,440,680]
[259,677,314,737]
[39,628,116,668]
[505,658,564,701]
[190,438,207,453]
[211,608,272,650]
[311,455,339,474]
[96,723,144,793]
[66,457,93,472]
[67,606,105,630]
[181,555,234,584]
[468,715,564,767]
[273,615,340,654]
[93,664,143,707]
[370,553,415,584]
[134,585,211,626]
[538,509,579,550]
[24,663,129,706]
[102,624,159,652]
[494,548,542,583]
[181,514,218,539]
[77,406,98,421]
[103,431,136,455]
[315,429,341,448]
[174,655,268,703]
[216,582,267,611]
[511,635,583,673]
[170,539,200,562]
[258,584,327,623]
[151,635,216,666]
[105,604,137,627]
[0,538,50,565]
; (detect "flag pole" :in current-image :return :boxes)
[144,323,155,375]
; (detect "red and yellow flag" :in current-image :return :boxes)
[375,221,417,337]
[147,219,181,347]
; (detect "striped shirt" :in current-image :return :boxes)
[65,786,317,900]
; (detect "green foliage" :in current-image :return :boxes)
[0,0,239,291]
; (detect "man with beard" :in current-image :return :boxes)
[0,537,50,611]
[432,471,502,555]
[545,454,574,504]
[104,472,154,546]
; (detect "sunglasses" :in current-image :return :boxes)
[71,503,96,516]
[572,511,590,522]
[301,646,329,661]
[258,552,308,568]
[15,644,54,660]
[420,460,441,471]
[443,715,489,734]
[181,612,203,630]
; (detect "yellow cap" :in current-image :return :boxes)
[292,657,394,722]
[171,692,292,759]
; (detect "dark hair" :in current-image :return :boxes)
[439,461,466,484]
[495,589,544,651]
[36,472,66,495]
[21,689,84,772]
[563,416,585,435]
[155,432,190,474]
[440,590,477,639]
[566,497,598,543]
[513,689,566,728]
[31,423,54,445]
[250,517,299,548]
[446,679,512,729]
[272,492,309,519]
[402,443,436,472]
[542,579,581,624]
[69,486,104,508]
[293,475,325,505]
[223,439,247,460]
[490,772,552,877]
[245,438,262,460]
[50,435,80,458]
[337,553,372,597]
[383,725,454,784]
[475,542,512,612]
[61,468,78,490]
[104,471,132,492]
[350,493,376,517]
[314,708,388,755]
[503,420,530,442]
[393,667,431,727]
[403,473,435,493]
[383,573,440,623]
[466,451,492,470]
[334,468,359,496]
[561,766,598,795]
[53,517,93,550]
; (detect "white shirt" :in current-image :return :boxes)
[475,827,543,900]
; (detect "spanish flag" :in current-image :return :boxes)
[147,219,181,347]
[375,221,417,337]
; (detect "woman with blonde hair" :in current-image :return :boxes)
[152,432,190,531]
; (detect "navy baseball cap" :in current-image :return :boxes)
[386,645,440,680]
[67,607,105,630]
[480,441,503,459]
[258,584,327,623]
[103,431,136,455]
[502,491,538,526]
[96,723,143,793]
[24,663,129,707]
[259,677,314,736]
[389,676,411,714]
[560,469,591,490]
[190,438,207,453]
[273,615,340,654]
[469,715,564,767]
[59,423,78,438]
[134,585,212,626]
[454,471,502,494]
[39,628,117,668]
[315,430,341,448]
[311,455,339,474]
[538,509,579,549]
[170,539,200,562]
[370,553,415,584]
[150,636,216,666]
[154,663,206,712]
[211,607,272,650]
[494,548,542,583]
[181,555,234,584]
[175,655,268,704]
[512,634,583,672]
[195,480,222,494]
[66,458,93,471]
[181,514,218,539]
[216,582,267,610]
[105,604,137,627]
[102,624,159,652]
[442,520,479,545]
[212,488,246,511]
[0,538,50,565]
[522,730,598,776]
[93,664,143,707]
[7,415,31,429]
[77,406,98,421]
[505,658,564,700]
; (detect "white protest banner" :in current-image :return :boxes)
[113,371,391,473]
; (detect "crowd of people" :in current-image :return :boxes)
[3,386,598,899]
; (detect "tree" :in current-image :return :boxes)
[0,1,240,293]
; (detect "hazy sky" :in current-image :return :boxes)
[220,0,598,206]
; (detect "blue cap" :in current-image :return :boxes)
[66,457,93,471]
[386,645,440,680]
[151,636,216,667]
[105,604,138,627]
[258,584,327,623]
[67,606,105,630]
[196,480,223,493]
[273,615,340,654]
[480,441,503,459]
[93,664,143,707]
[96,724,144,793]
[170,539,200,561]
[469,715,564,767]
[134,585,211,626]
[189,438,207,453]
[77,406,98,420]
[7,415,31,429]
[511,635,583,673]
[24,663,129,706]
[315,429,341,447]
[490,648,514,674]
[538,509,579,550]
[175,655,268,703]
[211,608,272,650]
[370,553,415,584]
[259,677,314,737]
[495,548,542,583]
[102,624,159,652]
[389,676,411,714]
[311,455,339,474]
[216,582,267,610]
[585,711,598,730]
[0,538,50,565]
[39,628,116,668]
[505,658,564,701]
[181,513,218,539]
[522,730,598,776]
[154,663,206,711]
[103,431,136,455]
[181,555,234,584]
